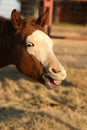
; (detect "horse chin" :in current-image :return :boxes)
[43,75,62,90]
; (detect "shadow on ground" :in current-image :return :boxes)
[0,107,80,130]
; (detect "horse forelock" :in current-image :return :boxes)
[21,18,44,39]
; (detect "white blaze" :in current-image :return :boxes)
[26,30,54,66]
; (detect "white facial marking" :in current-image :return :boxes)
[26,30,53,66]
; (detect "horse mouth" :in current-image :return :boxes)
[43,75,62,90]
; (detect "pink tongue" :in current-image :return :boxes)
[53,80,62,85]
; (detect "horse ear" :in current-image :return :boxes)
[35,9,49,27]
[11,9,24,30]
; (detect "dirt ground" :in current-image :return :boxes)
[0,24,87,130]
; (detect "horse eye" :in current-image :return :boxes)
[27,42,34,47]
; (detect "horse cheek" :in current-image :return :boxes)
[15,49,44,83]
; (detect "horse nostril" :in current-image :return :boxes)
[49,67,61,74]
[48,67,67,80]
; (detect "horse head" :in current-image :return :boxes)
[11,9,67,89]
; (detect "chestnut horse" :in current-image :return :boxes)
[0,9,67,89]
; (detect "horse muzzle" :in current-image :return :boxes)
[43,67,67,90]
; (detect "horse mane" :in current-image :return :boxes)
[0,16,14,33]
[0,16,24,51]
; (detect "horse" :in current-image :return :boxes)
[0,9,67,89]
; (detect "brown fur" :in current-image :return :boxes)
[0,9,49,84]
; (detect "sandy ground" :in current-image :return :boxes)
[0,24,87,130]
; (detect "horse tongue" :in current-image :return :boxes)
[53,80,62,85]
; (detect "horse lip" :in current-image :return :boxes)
[43,74,61,81]
[43,74,62,89]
